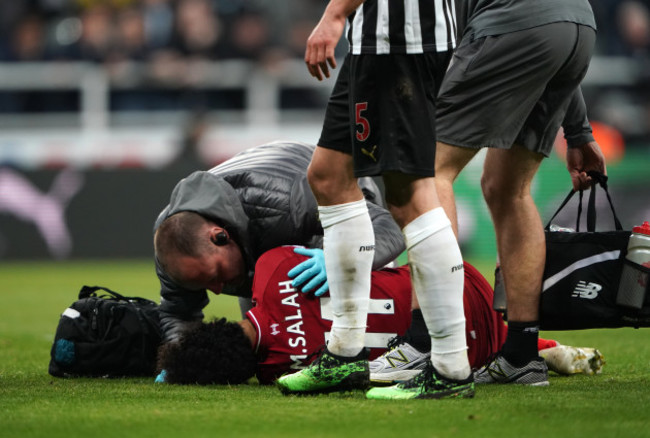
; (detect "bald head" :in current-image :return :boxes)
[154,211,245,293]
[154,212,214,278]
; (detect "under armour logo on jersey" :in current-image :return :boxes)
[572,281,602,299]
[361,145,378,162]
[270,323,280,336]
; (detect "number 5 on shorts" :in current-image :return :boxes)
[355,102,370,142]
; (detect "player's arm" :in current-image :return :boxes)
[561,88,607,191]
[562,87,593,148]
[306,0,365,80]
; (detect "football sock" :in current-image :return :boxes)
[404,309,431,353]
[318,199,374,358]
[501,320,540,366]
[403,208,470,380]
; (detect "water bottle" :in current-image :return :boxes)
[616,221,650,309]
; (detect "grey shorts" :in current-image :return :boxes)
[436,22,596,157]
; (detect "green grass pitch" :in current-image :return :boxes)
[1,259,650,438]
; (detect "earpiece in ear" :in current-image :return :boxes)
[211,230,229,246]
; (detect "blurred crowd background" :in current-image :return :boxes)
[2,0,647,63]
[0,0,329,65]
[0,0,648,143]
[0,0,333,114]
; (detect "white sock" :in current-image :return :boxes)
[318,199,375,357]
[403,208,471,380]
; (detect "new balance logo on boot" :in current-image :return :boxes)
[369,337,430,385]
[473,354,549,386]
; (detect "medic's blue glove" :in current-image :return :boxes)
[287,247,329,297]
[155,369,167,383]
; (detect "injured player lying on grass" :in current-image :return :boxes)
[155,246,604,386]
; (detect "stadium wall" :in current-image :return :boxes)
[1,150,648,262]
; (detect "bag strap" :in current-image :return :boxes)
[544,171,623,232]
[545,190,577,231]
[586,171,623,231]
[78,285,157,306]
[79,285,128,300]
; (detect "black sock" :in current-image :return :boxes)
[403,309,431,353]
[501,320,540,367]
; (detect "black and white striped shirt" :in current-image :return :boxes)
[346,0,457,55]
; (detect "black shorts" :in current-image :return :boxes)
[318,52,452,177]
[436,22,596,156]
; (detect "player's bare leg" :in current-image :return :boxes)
[474,144,549,385]
[482,145,545,323]
[433,142,478,236]
[367,173,473,400]
[277,147,373,394]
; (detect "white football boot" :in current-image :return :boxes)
[539,345,605,376]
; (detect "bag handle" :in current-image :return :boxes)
[586,171,623,231]
[78,285,157,305]
[544,171,623,232]
[79,285,127,300]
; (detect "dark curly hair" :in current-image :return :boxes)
[157,318,257,385]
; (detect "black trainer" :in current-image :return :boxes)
[474,354,549,386]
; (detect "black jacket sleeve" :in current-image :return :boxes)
[562,87,595,148]
[156,256,209,343]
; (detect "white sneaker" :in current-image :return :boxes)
[369,337,430,385]
[539,345,605,376]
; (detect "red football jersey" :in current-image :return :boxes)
[462,262,508,370]
[248,247,412,384]
[247,247,508,384]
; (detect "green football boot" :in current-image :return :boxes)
[366,362,474,400]
[276,347,370,395]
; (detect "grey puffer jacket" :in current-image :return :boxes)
[154,140,405,342]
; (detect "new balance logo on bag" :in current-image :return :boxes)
[540,173,650,330]
[572,281,602,299]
